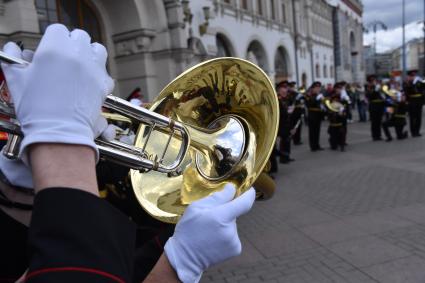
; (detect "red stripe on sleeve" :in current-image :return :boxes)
[24,267,125,283]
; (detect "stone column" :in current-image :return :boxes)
[112,29,158,100]
[0,0,41,48]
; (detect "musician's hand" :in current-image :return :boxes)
[164,184,255,283]
[0,116,112,190]
[1,23,114,163]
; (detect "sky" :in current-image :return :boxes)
[362,0,424,53]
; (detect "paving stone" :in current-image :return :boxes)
[363,256,425,283]
[328,235,410,268]
[343,211,414,234]
[377,225,425,260]
[391,204,425,225]
[202,120,425,283]
[300,220,368,245]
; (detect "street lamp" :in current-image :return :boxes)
[423,0,425,75]
[365,20,388,76]
[402,0,406,80]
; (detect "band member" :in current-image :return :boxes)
[276,81,294,163]
[305,81,325,151]
[327,84,347,151]
[403,70,425,137]
[289,81,305,145]
[382,84,408,141]
[0,24,255,283]
[365,75,385,141]
[127,87,144,107]
[339,81,353,123]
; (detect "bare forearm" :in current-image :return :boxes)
[29,144,98,196]
[144,253,180,283]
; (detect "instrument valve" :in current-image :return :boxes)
[167,168,183,177]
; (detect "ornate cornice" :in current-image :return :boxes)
[341,0,362,16]
[112,29,156,57]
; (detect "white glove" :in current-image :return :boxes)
[0,115,111,189]
[1,23,114,163]
[0,154,33,188]
[100,124,120,141]
[164,184,255,283]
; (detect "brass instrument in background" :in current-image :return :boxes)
[324,99,345,113]
[0,53,279,223]
[381,85,398,100]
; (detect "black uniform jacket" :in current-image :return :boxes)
[365,87,385,111]
[278,98,291,138]
[403,81,425,105]
[26,188,136,283]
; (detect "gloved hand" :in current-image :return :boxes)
[164,184,255,283]
[1,23,114,163]
[0,115,111,189]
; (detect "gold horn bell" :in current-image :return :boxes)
[325,99,344,113]
[131,58,279,223]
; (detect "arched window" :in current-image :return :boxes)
[316,64,320,78]
[301,73,307,87]
[275,46,290,82]
[323,65,327,78]
[216,34,233,57]
[35,0,102,43]
[247,40,268,71]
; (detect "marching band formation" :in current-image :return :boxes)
[0,22,424,283]
[271,70,425,175]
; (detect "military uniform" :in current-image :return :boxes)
[403,73,425,137]
[365,81,385,140]
[305,82,324,151]
[278,92,292,163]
[290,91,305,145]
[0,161,175,283]
[382,92,408,141]
[328,108,346,151]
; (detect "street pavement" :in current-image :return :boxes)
[202,118,425,283]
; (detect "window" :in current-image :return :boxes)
[223,0,231,3]
[216,35,233,57]
[257,0,263,15]
[323,65,327,78]
[240,0,248,9]
[35,0,102,43]
[270,0,276,20]
[281,3,286,23]
[330,66,334,78]
[316,64,320,78]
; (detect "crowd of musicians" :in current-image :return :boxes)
[271,70,425,175]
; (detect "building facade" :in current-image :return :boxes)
[328,0,364,84]
[392,38,425,76]
[0,0,362,100]
[363,44,375,76]
[0,0,194,100]
[374,52,392,77]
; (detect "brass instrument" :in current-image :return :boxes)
[0,52,279,223]
[381,85,398,100]
[325,99,344,113]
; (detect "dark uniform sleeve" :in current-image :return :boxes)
[26,188,136,283]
